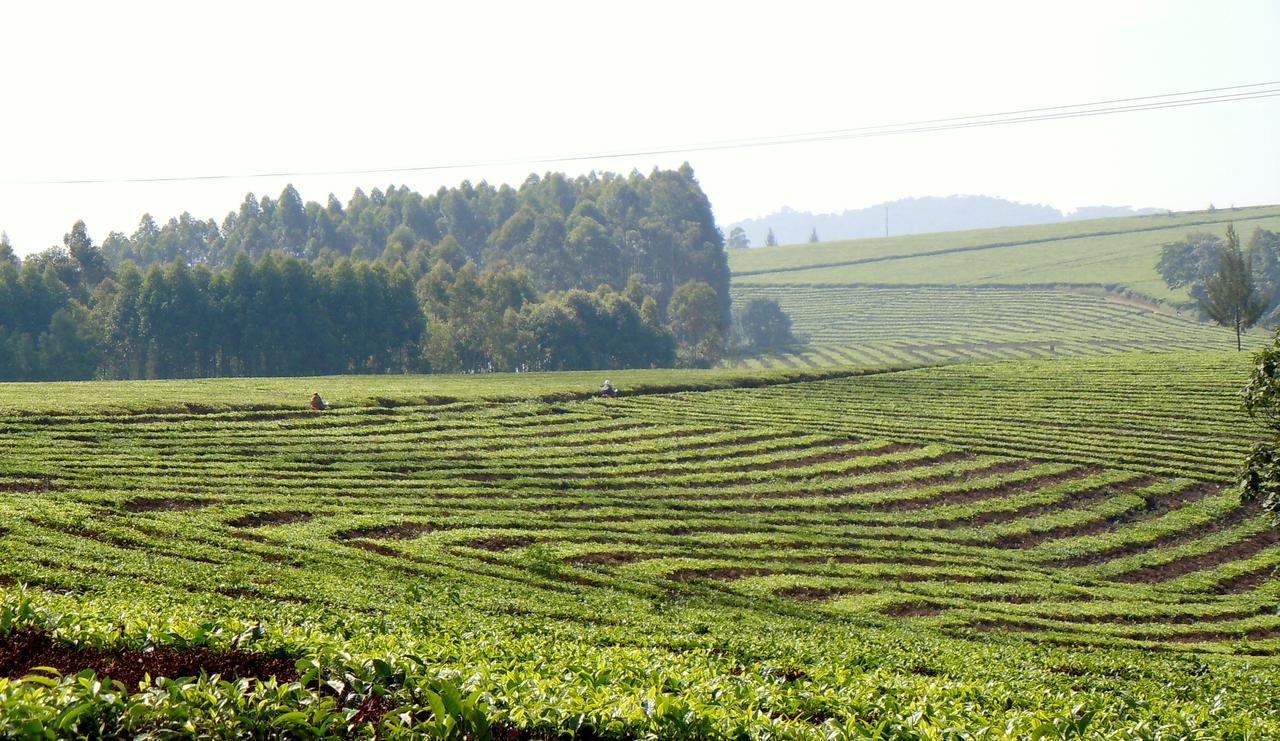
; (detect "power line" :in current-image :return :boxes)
[6,81,1279,187]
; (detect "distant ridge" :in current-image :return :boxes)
[729,195,1162,246]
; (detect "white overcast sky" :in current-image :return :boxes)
[1,0,1278,254]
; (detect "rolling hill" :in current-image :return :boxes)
[728,204,1280,368]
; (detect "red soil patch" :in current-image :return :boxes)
[123,497,214,513]
[1111,528,1280,583]
[0,476,64,493]
[572,551,655,566]
[0,629,297,688]
[1211,565,1277,594]
[228,511,314,528]
[892,571,1018,584]
[916,475,1158,530]
[871,466,1106,514]
[335,523,434,540]
[992,481,1218,549]
[346,540,401,557]
[1054,502,1259,568]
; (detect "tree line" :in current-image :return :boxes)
[0,166,793,381]
[1158,225,1280,349]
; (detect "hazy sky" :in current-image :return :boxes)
[1,0,1278,254]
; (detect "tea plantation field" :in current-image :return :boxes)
[729,204,1280,303]
[1,351,1279,737]
[726,205,1280,369]
[730,284,1242,369]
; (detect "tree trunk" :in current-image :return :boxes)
[1236,317,1243,351]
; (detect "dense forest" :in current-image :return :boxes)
[0,165,773,381]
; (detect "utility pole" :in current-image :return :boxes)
[884,205,889,237]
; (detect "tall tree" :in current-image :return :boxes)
[764,228,778,247]
[726,226,750,249]
[64,220,109,289]
[0,232,16,266]
[739,298,794,350]
[667,279,723,367]
[1200,224,1271,350]
[808,228,819,243]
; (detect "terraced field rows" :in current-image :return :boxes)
[2,351,1279,735]
[731,285,1246,369]
[0,351,1272,648]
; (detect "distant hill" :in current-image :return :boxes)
[729,195,1163,246]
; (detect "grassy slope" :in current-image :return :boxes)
[729,204,1280,304]
[729,284,1253,370]
[725,205,1280,370]
[1,352,1279,736]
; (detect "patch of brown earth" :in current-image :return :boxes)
[0,476,64,493]
[865,466,1106,514]
[571,551,656,566]
[228,511,314,528]
[335,523,434,540]
[346,540,403,557]
[915,475,1158,530]
[1111,528,1280,583]
[1211,565,1277,594]
[1053,502,1259,568]
[991,481,1218,549]
[892,571,1018,584]
[123,497,214,513]
[0,629,297,688]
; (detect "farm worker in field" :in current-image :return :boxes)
[310,392,327,411]
[599,379,618,397]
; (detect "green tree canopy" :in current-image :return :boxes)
[1200,224,1271,350]
[739,298,795,351]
